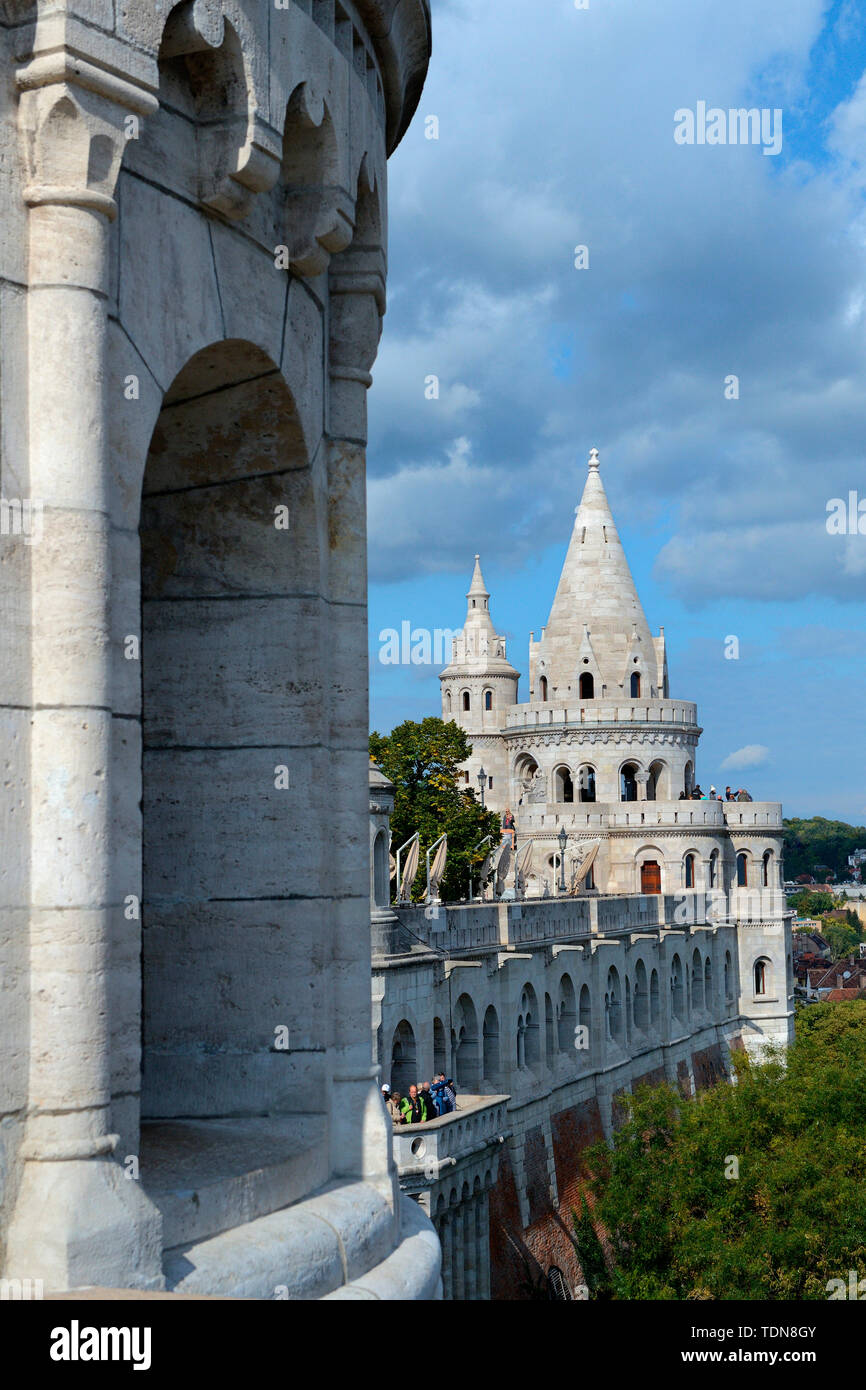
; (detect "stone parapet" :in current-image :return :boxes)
[504,699,699,731]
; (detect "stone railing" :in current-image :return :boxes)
[391,1096,509,1180]
[504,700,699,731]
[516,800,728,831]
[722,802,784,830]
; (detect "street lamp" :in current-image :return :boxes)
[557,825,568,894]
[477,766,486,809]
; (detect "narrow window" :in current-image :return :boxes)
[579,672,594,700]
[462,691,470,712]
[737,852,748,888]
[630,672,641,698]
[684,854,695,889]
[484,689,493,711]
[539,676,548,702]
[754,960,767,996]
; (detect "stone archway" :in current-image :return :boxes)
[139,340,318,1121]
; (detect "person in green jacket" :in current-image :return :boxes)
[401,1085,424,1125]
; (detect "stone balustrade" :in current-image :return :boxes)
[392,1095,509,1181]
[504,700,699,730]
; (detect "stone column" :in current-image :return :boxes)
[476,1188,492,1301]
[326,231,395,1194]
[438,1213,453,1300]
[463,1196,478,1300]
[636,770,650,802]
[4,62,163,1291]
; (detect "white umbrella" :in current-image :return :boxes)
[427,834,448,901]
[398,833,420,902]
[571,840,600,893]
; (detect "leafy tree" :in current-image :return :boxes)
[820,919,862,962]
[582,1002,866,1299]
[783,817,866,882]
[788,889,838,917]
[370,718,500,904]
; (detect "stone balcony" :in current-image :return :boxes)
[392,1095,509,1186]
[504,699,699,731]
[515,799,782,833]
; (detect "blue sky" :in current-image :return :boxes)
[366,0,866,824]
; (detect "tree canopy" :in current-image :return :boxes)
[369,717,500,905]
[577,1002,866,1300]
[783,816,866,881]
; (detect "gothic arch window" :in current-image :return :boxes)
[554,766,574,803]
[558,974,576,1052]
[709,848,719,888]
[390,1019,417,1095]
[621,763,639,802]
[484,688,493,711]
[647,760,666,801]
[630,671,641,698]
[373,829,389,907]
[650,968,660,1026]
[545,992,556,1062]
[482,1005,500,1086]
[578,984,592,1061]
[737,852,749,887]
[704,956,712,1006]
[724,950,733,1002]
[684,853,696,889]
[691,948,704,1011]
[454,994,480,1091]
[634,959,649,1029]
[539,675,548,702]
[461,690,471,712]
[520,985,540,1067]
[605,967,622,1042]
[670,954,684,1021]
[754,958,770,997]
[579,672,594,700]
[578,765,596,803]
[445,690,452,714]
[762,849,773,887]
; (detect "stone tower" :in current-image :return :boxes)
[440,555,520,807]
[0,0,437,1298]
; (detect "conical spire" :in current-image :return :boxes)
[440,555,519,678]
[534,450,657,699]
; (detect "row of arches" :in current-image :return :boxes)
[445,688,495,714]
[636,847,777,895]
[517,756,681,804]
[537,672,645,703]
[385,948,765,1092]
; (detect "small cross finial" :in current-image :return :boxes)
[588,448,600,471]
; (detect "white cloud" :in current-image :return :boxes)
[721,745,770,770]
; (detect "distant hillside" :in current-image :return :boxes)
[783,817,866,881]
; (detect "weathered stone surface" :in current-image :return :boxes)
[1,0,433,1299]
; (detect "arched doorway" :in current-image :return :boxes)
[140,341,315,1119]
[390,1020,417,1096]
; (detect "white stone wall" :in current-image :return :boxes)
[0,0,435,1299]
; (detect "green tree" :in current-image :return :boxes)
[370,718,500,905]
[783,817,866,882]
[788,889,838,917]
[582,1002,866,1299]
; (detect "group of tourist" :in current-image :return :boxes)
[679,785,753,802]
[381,1075,457,1126]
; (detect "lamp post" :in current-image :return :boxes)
[477,766,486,809]
[557,826,568,895]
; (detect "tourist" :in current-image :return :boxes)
[420,1080,438,1121]
[503,807,515,830]
[400,1084,425,1125]
[437,1073,455,1113]
[725,786,735,801]
[691,784,703,800]
[737,787,753,802]
[386,1088,405,1125]
[709,785,719,800]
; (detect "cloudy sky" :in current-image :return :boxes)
[366,0,866,825]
